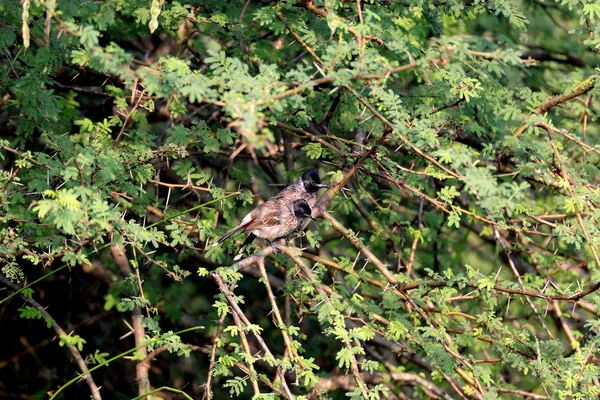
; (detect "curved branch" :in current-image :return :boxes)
[321,211,400,286]
[317,371,455,400]
[314,128,392,215]
[514,76,596,137]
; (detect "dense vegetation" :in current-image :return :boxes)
[1,0,600,399]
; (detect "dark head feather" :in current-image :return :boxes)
[300,168,328,194]
[292,199,315,220]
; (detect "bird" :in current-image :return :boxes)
[211,168,328,256]
[268,167,329,209]
[211,199,316,259]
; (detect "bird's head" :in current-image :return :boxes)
[300,168,329,194]
[292,199,316,221]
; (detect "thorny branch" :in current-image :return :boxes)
[211,272,294,398]
[278,246,371,398]
[220,99,600,396]
[513,76,596,138]
[202,312,226,400]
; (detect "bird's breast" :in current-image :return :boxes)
[250,225,285,241]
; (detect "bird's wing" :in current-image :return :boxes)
[245,204,281,231]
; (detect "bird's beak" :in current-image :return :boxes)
[309,215,317,221]
[317,183,329,188]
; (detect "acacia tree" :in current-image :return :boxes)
[1,0,600,399]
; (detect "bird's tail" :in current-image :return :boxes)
[212,224,244,248]
[233,233,257,261]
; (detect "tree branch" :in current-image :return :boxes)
[211,272,294,398]
[314,128,391,215]
[109,244,150,397]
[277,246,371,398]
[0,273,102,400]
[514,76,596,138]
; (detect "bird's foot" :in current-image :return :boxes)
[284,231,305,243]
[269,241,278,254]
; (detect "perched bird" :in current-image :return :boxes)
[268,167,329,209]
[212,168,328,257]
[212,199,316,258]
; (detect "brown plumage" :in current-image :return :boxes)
[212,199,315,260]
[267,167,328,209]
[212,168,327,256]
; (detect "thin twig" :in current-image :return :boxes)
[202,313,226,400]
[0,144,54,170]
[514,77,596,138]
[257,257,307,371]
[278,246,370,398]
[230,303,261,396]
[0,273,102,400]
[212,273,294,398]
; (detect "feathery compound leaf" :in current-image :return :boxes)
[1,0,599,398]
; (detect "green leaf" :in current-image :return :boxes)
[303,143,323,159]
[447,210,461,228]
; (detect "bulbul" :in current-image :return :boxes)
[268,167,329,209]
[212,199,316,258]
[212,168,328,256]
